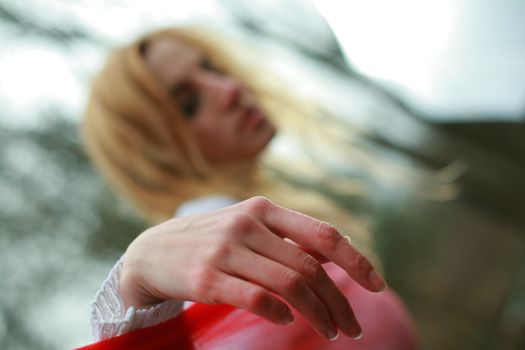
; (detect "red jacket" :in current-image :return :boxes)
[77,264,417,350]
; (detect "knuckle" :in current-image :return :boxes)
[204,284,221,304]
[189,267,215,300]
[348,253,371,273]
[315,222,342,251]
[280,270,306,295]
[207,240,232,262]
[299,255,324,281]
[244,286,289,323]
[245,286,271,312]
[244,196,272,215]
[224,212,255,235]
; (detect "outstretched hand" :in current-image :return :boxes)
[120,196,386,341]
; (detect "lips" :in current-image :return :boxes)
[241,105,266,131]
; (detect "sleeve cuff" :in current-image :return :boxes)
[90,255,184,341]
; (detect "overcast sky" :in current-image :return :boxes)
[1,0,524,131]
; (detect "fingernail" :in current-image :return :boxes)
[352,330,363,340]
[368,270,387,291]
[350,324,363,339]
[326,328,339,341]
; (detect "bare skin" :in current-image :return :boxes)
[120,196,386,341]
[120,37,387,342]
[144,37,276,162]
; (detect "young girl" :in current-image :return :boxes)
[81,27,417,349]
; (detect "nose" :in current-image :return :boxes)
[200,74,243,111]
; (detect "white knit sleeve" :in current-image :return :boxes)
[90,255,184,341]
[90,195,239,341]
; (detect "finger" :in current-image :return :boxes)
[257,198,386,292]
[224,247,339,340]
[283,238,330,263]
[246,229,362,338]
[206,271,294,326]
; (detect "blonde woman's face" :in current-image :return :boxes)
[144,37,276,162]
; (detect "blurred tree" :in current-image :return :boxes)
[0,114,146,349]
[0,1,523,349]
[0,0,94,44]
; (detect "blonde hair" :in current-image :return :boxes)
[85,26,455,264]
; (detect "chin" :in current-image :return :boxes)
[233,126,277,161]
[253,127,276,157]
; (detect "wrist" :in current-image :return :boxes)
[119,257,164,310]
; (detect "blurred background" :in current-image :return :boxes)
[0,0,524,349]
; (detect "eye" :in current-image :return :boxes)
[170,83,200,119]
[200,58,223,74]
[179,93,200,118]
